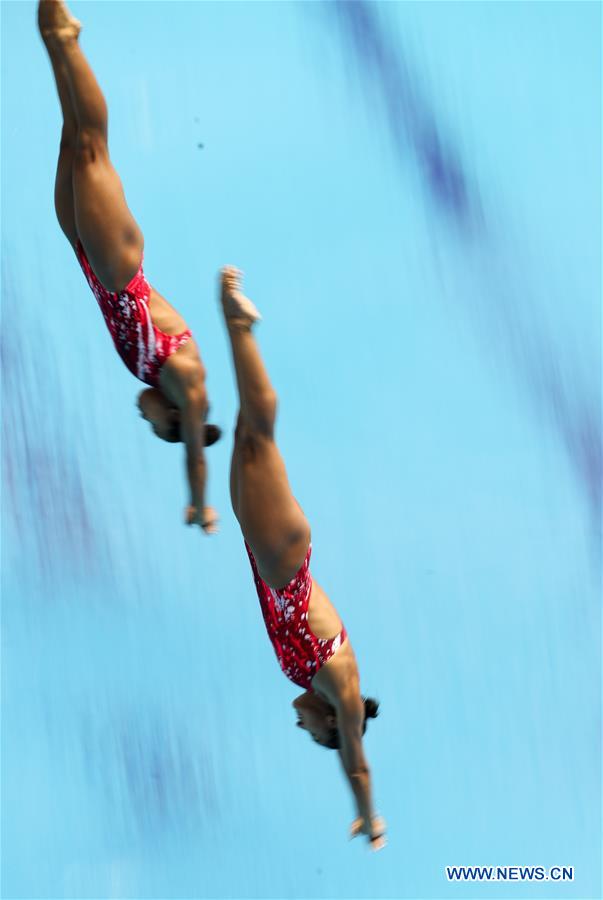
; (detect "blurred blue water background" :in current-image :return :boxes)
[1,2,600,898]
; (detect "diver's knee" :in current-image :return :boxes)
[74,127,108,167]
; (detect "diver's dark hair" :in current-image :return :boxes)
[204,424,222,446]
[323,697,380,750]
[165,422,223,445]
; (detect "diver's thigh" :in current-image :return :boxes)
[236,433,310,584]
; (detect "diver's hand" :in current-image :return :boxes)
[185,505,219,534]
[350,815,387,851]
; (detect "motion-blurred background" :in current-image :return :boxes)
[2,2,600,897]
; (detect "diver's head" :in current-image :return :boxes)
[137,388,180,441]
[292,692,380,749]
[137,388,222,445]
[292,692,337,746]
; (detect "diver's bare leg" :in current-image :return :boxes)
[222,268,310,587]
[41,1,143,291]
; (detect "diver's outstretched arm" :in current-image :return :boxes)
[336,696,387,851]
[160,357,217,535]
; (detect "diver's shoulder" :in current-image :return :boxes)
[314,640,359,694]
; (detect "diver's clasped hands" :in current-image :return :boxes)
[185,505,220,535]
[350,815,387,852]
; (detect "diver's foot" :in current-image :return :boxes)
[220,266,261,328]
[38,0,81,46]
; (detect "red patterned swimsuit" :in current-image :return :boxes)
[75,241,192,387]
[245,542,347,689]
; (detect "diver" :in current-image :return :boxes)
[38,0,219,533]
[220,266,386,849]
